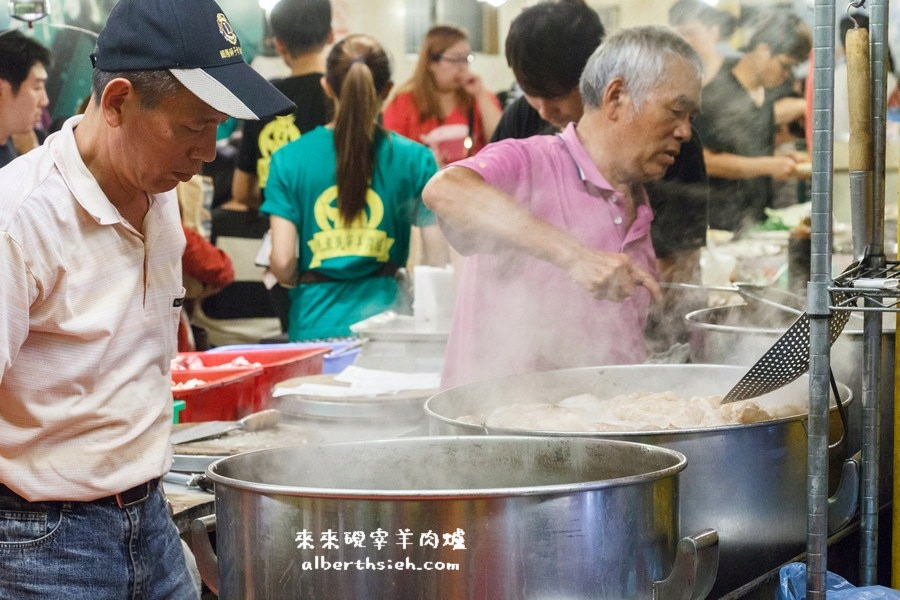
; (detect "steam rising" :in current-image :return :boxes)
[443,257,652,388]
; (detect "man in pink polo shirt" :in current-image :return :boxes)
[424,25,702,388]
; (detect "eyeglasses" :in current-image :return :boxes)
[436,53,474,67]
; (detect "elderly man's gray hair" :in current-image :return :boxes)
[580,25,702,111]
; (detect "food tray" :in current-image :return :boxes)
[207,342,361,374]
[171,366,263,422]
[179,347,329,411]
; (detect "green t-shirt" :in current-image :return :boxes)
[262,126,438,340]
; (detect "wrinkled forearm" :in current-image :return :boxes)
[422,167,660,303]
[703,149,797,180]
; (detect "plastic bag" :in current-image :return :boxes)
[777,563,900,599]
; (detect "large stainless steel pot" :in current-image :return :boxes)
[192,436,718,599]
[685,304,894,502]
[424,364,858,598]
[271,374,433,442]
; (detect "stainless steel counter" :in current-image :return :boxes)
[163,479,214,535]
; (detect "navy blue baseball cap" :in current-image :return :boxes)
[91,0,295,120]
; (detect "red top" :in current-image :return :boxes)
[182,226,234,289]
[382,90,499,166]
[179,226,234,351]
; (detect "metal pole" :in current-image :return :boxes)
[808,1,837,596]
[859,0,888,584]
[861,308,884,583]
[870,0,887,259]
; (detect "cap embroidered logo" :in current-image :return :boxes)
[217,13,237,46]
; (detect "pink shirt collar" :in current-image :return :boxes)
[558,122,649,207]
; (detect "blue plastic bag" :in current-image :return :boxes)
[777,563,900,599]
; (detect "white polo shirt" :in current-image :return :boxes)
[0,116,185,501]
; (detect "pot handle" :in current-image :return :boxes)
[653,529,719,600]
[828,452,861,534]
[189,514,219,595]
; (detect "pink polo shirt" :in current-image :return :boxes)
[440,123,657,389]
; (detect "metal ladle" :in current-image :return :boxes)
[660,281,805,316]
[660,273,857,403]
[717,269,857,403]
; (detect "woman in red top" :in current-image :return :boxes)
[383,25,501,166]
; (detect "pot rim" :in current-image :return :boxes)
[684,305,891,336]
[683,306,788,335]
[204,435,687,498]
[424,365,852,437]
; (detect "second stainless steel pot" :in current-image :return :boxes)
[685,304,894,502]
[425,364,857,597]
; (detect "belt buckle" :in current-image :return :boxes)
[114,481,152,509]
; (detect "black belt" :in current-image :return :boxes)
[0,478,160,509]
[297,263,399,285]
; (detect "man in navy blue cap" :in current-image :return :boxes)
[0,0,294,598]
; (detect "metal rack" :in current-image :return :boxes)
[832,261,900,310]
[808,0,894,595]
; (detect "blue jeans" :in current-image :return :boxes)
[0,485,200,600]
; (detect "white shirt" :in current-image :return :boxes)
[0,116,185,501]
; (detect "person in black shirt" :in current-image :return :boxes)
[693,10,811,233]
[492,0,710,352]
[232,0,333,208]
[490,89,555,141]
[667,0,735,87]
[229,0,334,335]
[491,0,601,141]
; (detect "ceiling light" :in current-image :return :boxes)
[8,0,49,23]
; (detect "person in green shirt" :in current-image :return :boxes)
[263,34,448,341]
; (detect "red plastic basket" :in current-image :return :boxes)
[177,347,329,411]
[171,366,263,422]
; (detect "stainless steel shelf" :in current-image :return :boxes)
[830,260,900,312]
[808,0,891,592]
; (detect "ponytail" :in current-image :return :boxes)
[334,61,379,225]
[325,35,393,226]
